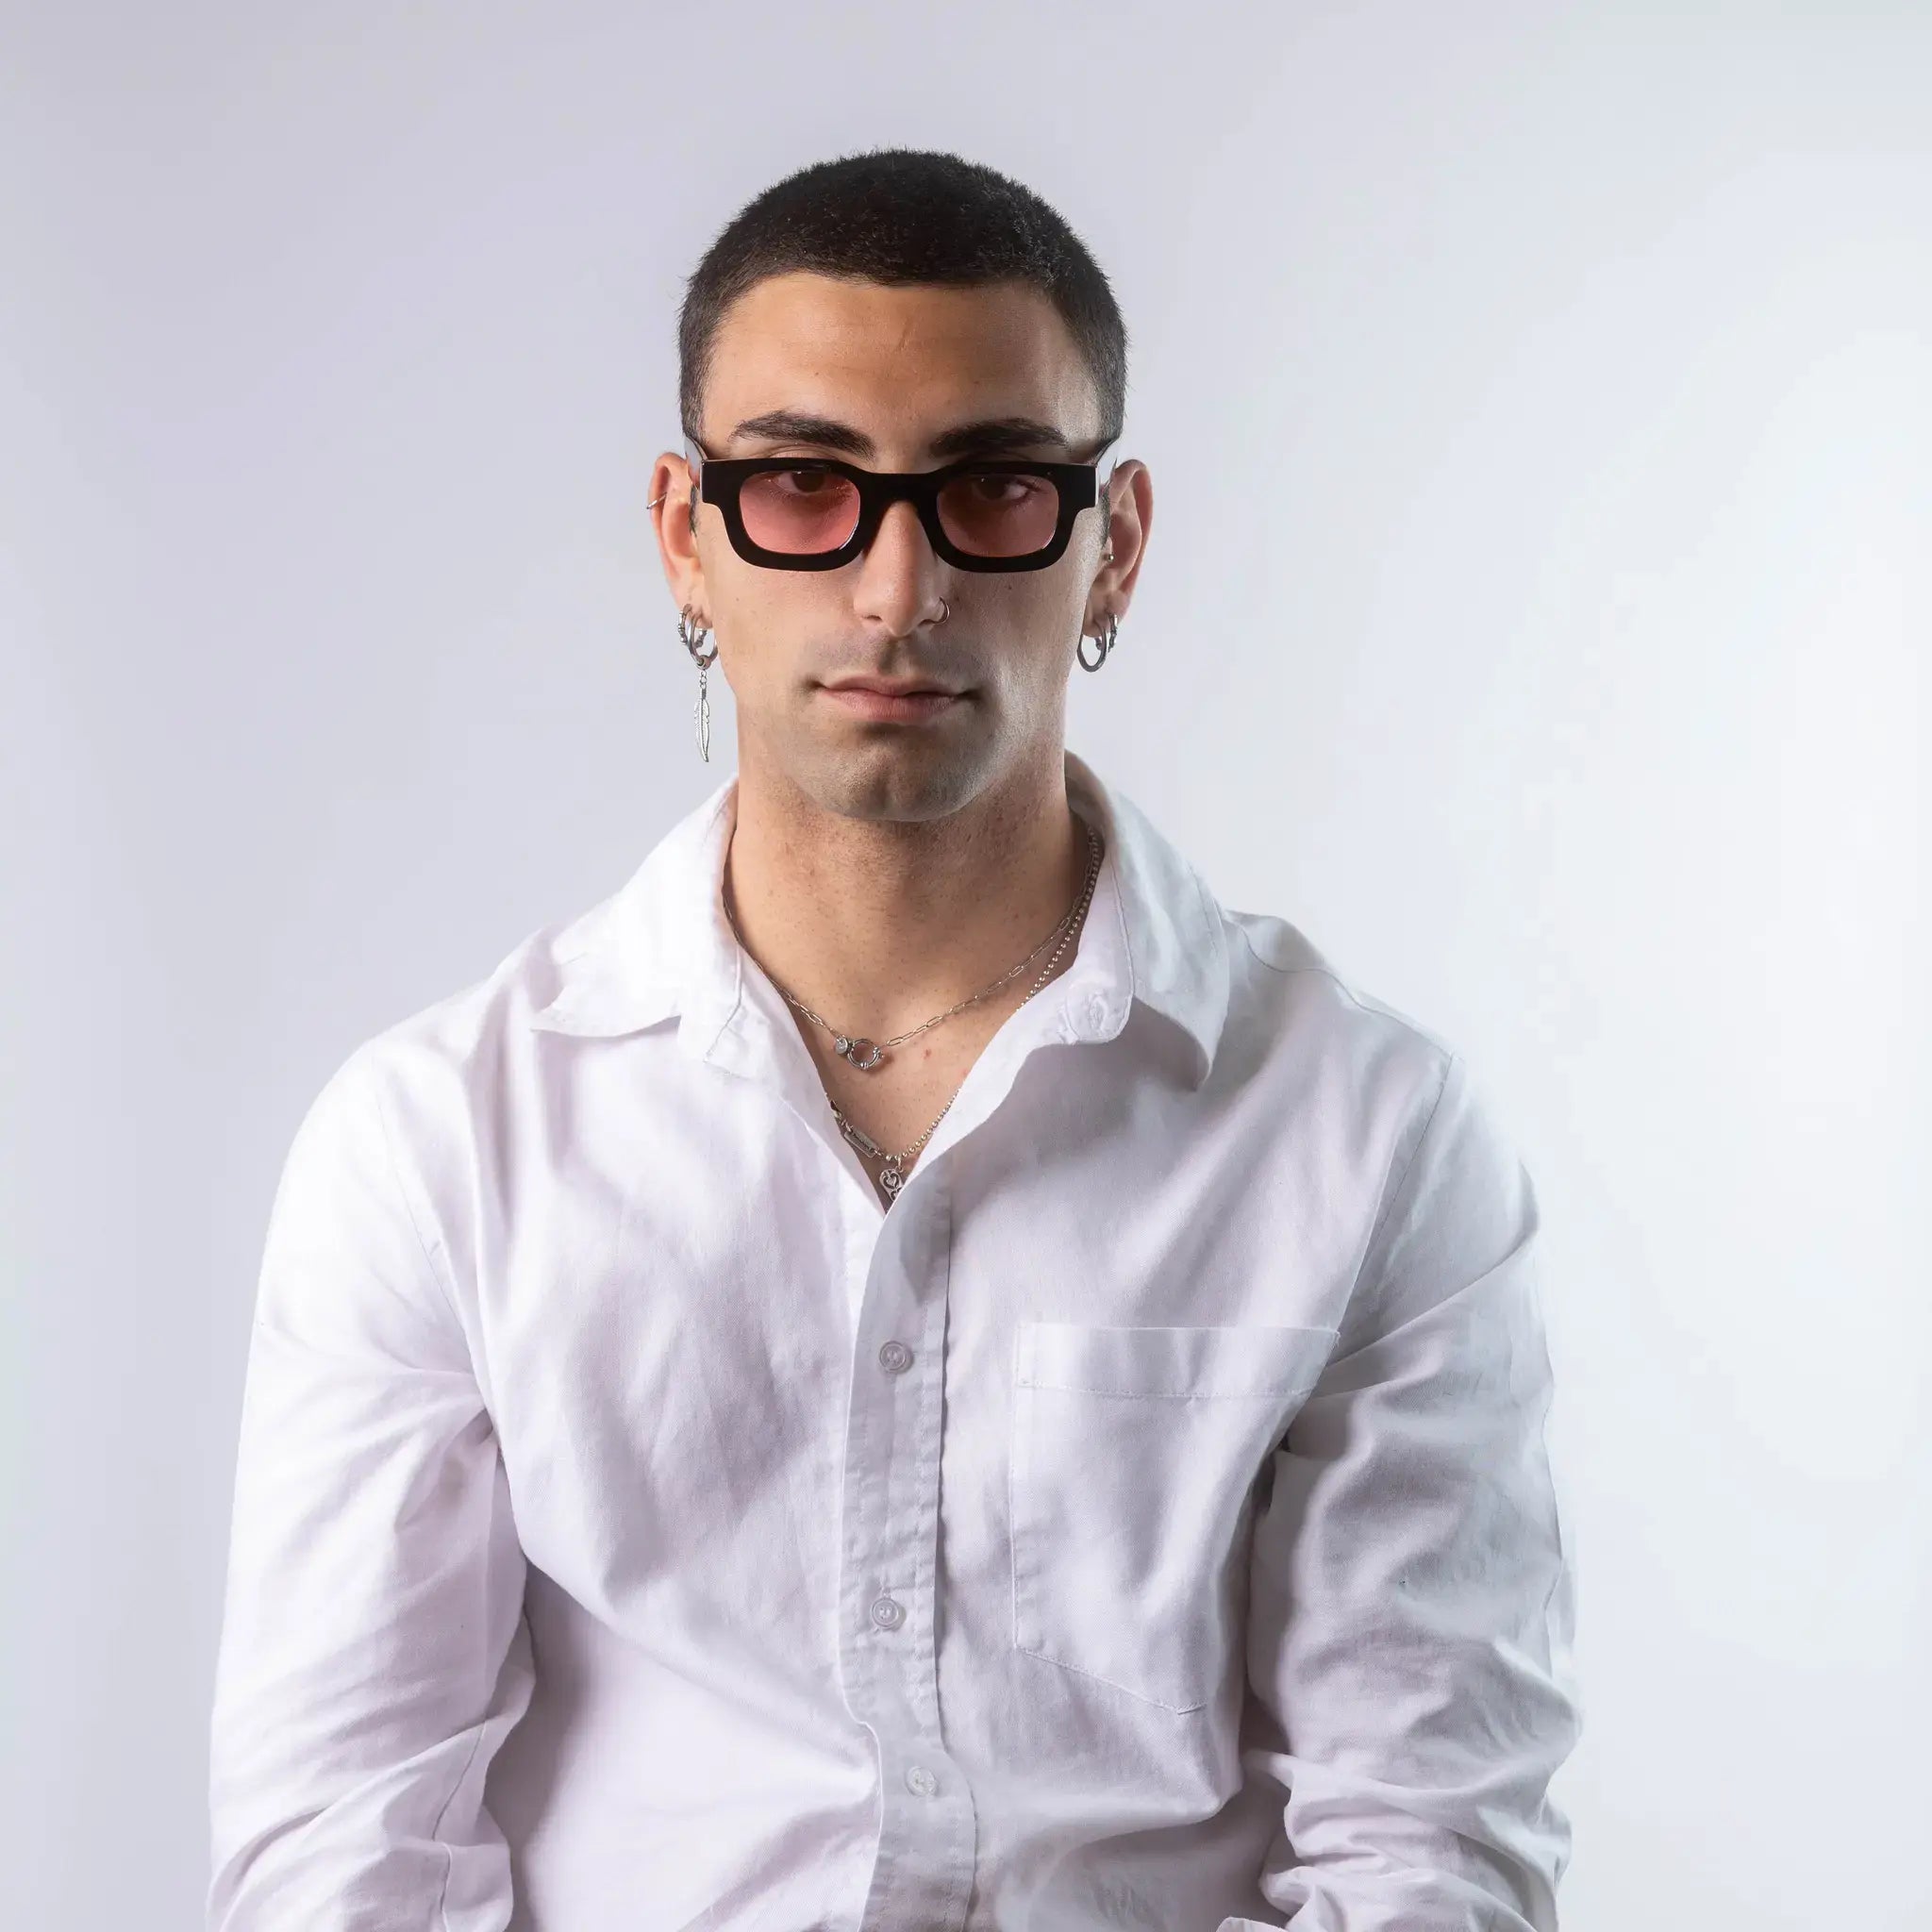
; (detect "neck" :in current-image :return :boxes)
[722,749,1092,1041]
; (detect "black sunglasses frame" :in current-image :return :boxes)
[684,436,1115,574]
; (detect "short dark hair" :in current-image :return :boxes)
[677,148,1128,451]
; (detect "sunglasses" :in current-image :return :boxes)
[685,434,1117,574]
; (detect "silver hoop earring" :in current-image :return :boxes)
[677,604,719,761]
[1077,612,1120,674]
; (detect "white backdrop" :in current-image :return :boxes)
[3,5,1926,1927]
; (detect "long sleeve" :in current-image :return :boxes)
[1227,1052,1583,1931]
[207,1044,534,1931]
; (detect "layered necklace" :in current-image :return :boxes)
[723,814,1105,1200]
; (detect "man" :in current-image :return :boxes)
[207,149,1581,1931]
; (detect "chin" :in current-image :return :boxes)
[785,733,1000,826]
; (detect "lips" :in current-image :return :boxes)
[822,680,962,698]
[819,684,966,723]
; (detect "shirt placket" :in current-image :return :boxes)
[708,968,1116,1927]
[836,1170,978,1932]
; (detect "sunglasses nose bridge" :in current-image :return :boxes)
[856,485,948,577]
[845,488,954,634]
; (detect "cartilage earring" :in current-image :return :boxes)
[1077,612,1120,673]
[677,604,719,761]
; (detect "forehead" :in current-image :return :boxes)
[701,271,1100,446]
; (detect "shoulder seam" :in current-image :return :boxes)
[1236,915,1460,1066]
[351,1044,467,1331]
[1341,1047,1461,1337]
[1232,919,1435,1038]
[1232,916,1324,982]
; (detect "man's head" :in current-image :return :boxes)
[652,148,1151,827]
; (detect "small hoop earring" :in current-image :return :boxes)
[677,604,719,761]
[1077,612,1119,673]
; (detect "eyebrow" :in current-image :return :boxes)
[724,409,1090,460]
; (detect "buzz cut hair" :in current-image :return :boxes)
[677,147,1128,454]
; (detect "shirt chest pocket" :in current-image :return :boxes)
[1008,1320,1337,1714]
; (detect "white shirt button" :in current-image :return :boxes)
[869,1594,906,1630]
[877,1340,914,1374]
[905,1764,939,1797]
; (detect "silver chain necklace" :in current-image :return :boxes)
[724,816,1105,1200]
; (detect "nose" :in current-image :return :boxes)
[852,498,950,637]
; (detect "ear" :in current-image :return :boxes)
[1086,457,1152,632]
[651,449,708,620]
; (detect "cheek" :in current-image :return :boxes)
[708,591,809,691]
[982,584,1086,668]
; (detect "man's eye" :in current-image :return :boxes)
[956,473,1049,507]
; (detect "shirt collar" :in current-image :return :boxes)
[528,748,1231,1082]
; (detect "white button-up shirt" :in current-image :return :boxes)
[207,748,1582,1932]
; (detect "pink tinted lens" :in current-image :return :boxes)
[937,471,1060,556]
[738,468,862,554]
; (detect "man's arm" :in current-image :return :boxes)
[1226,1051,1583,1931]
[207,1044,532,1930]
